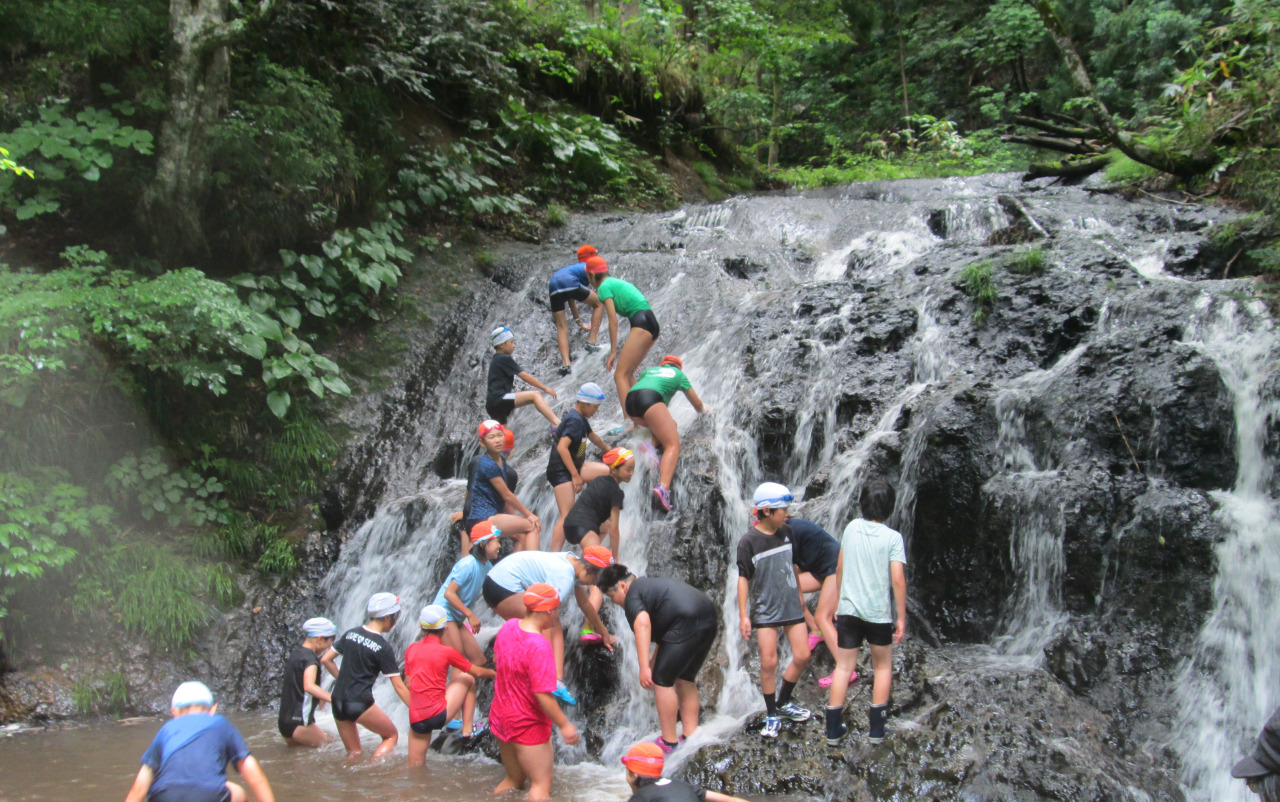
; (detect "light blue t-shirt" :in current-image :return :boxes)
[486,551,577,601]
[836,518,906,624]
[433,555,491,622]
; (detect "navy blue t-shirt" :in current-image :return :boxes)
[468,454,507,520]
[547,409,592,479]
[140,713,250,798]
[785,517,841,578]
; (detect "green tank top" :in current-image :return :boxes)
[596,276,651,318]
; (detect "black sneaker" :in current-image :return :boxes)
[558,365,572,376]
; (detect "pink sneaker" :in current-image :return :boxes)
[579,628,603,645]
[637,441,660,468]
[808,632,824,651]
[818,670,858,689]
[652,485,673,512]
[652,736,676,755]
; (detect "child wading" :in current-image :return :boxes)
[485,326,560,427]
[548,382,611,552]
[277,617,337,747]
[622,355,705,512]
[598,564,718,754]
[825,479,906,746]
[736,482,812,738]
[404,605,497,765]
[490,583,580,801]
[321,592,413,759]
[461,420,540,552]
[433,521,503,666]
[124,681,275,802]
[548,244,605,374]
[620,742,749,802]
[584,256,659,409]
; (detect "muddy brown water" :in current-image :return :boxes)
[0,712,804,801]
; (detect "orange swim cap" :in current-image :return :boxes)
[602,447,634,468]
[470,521,500,544]
[503,427,515,452]
[621,742,665,777]
[577,244,598,261]
[585,256,609,275]
[659,355,683,369]
[523,582,561,612]
[582,545,614,569]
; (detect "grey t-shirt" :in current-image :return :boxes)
[736,527,804,626]
[836,518,907,624]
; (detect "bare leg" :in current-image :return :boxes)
[550,482,575,552]
[488,513,536,552]
[513,740,555,800]
[780,621,812,683]
[585,293,603,343]
[756,626,780,697]
[407,728,431,767]
[827,645,860,708]
[446,673,477,735]
[336,719,363,758]
[675,679,700,737]
[227,782,247,802]
[513,390,560,427]
[815,575,841,663]
[445,621,487,667]
[284,723,327,748]
[546,616,566,681]
[494,738,528,794]
[355,703,399,759]
[869,643,893,706]
[553,310,571,367]
[613,329,655,404]
[644,404,681,491]
[653,682,680,743]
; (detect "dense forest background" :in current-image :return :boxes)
[1,0,1277,706]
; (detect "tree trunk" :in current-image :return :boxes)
[766,75,781,171]
[898,32,910,117]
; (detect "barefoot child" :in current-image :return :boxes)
[620,742,749,802]
[583,257,659,408]
[461,420,540,552]
[124,681,275,802]
[486,326,560,427]
[736,482,812,739]
[321,593,413,759]
[623,355,705,513]
[598,565,718,753]
[548,382,611,552]
[405,605,497,765]
[277,617,337,747]
[549,245,605,373]
[434,521,503,666]
[825,479,906,746]
[491,583,581,800]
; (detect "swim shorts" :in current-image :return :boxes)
[550,285,591,313]
[485,396,516,425]
[482,575,520,609]
[411,708,448,734]
[651,625,717,687]
[562,522,594,546]
[836,614,894,649]
[624,388,665,419]
[628,309,660,338]
[277,719,301,740]
[331,697,373,722]
[546,464,574,488]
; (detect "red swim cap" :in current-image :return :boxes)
[577,244,597,261]
[585,256,609,275]
[470,521,499,544]
[621,742,665,777]
[582,545,614,569]
[659,355,683,370]
[523,583,561,612]
[478,419,503,439]
[503,427,515,451]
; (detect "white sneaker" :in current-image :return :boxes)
[761,715,782,738]
[778,702,811,722]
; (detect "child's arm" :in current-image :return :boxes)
[534,692,579,744]
[574,584,615,651]
[490,475,538,525]
[123,766,154,802]
[302,663,332,704]
[516,370,556,397]
[683,388,707,413]
[320,647,340,679]
[233,755,275,802]
[632,611,654,688]
[891,561,907,644]
[468,664,497,680]
[444,581,482,632]
[568,299,589,329]
[588,431,608,450]
[737,576,751,640]
[603,299,619,370]
[793,564,809,624]
[556,437,581,490]
[607,506,622,558]
[389,674,412,707]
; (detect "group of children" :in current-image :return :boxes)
[126,245,910,801]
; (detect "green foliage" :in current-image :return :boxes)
[960,260,998,324]
[106,449,230,529]
[256,534,298,577]
[1104,151,1161,183]
[102,545,211,650]
[1007,246,1049,275]
[71,671,128,716]
[545,204,567,227]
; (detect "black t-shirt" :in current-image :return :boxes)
[564,475,625,530]
[784,517,840,575]
[486,353,522,404]
[547,409,593,473]
[622,577,717,644]
[279,646,321,727]
[627,778,706,802]
[331,627,401,705]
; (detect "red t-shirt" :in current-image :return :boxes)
[404,635,471,722]
[490,619,557,745]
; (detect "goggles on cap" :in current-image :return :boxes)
[523,583,561,611]
[603,447,634,468]
[756,493,794,509]
[621,743,665,777]
[478,420,503,439]
[576,385,607,404]
[471,521,500,544]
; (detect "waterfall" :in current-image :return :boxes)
[1176,293,1280,801]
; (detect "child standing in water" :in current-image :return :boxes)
[490,583,580,800]
[548,382,611,551]
[404,605,497,765]
[434,521,503,666]
[277,617,337,747]
[736,482,812,738]
[486,326,560,427]
[584,256,659,408]
[321,592,413,759]
[462,420,540,552]
[825,479,906,746]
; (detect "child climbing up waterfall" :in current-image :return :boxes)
[460,420,540,552]
[486,326,560,428]
[548,244,605,374]
[623,354,705,512]
[584,256,659,409]
[404,605,496,766]
[547,382,611,552]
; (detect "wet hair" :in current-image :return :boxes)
[470,541,492,561]
[860,479,896,522]
[633,776,660,787]
[597,564,634,592]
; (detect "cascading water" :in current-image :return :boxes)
[1175,293,1280,802]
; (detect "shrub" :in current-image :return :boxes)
[960,260,998,324]
[1007,246,1048,275]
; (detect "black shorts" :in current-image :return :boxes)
[651,627,717,687]
[624,388,665,419]
[332,697,373,722]
[151,788,230,802]
[799,555,840,582]
[486,397,515,425]
[278,718,302,739]
[628,309,660,338]
[836,615,894,649]
[562,520,594,545]
[550,285,591,313]
[546,464,575,488]
[483,575,519,609]
[411,708,448,734]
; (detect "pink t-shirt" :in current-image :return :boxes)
[489,619,557,745]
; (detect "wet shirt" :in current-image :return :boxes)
[596,276,651,318]
[837,518,906,624]
[490,619,558,745]
[622,577,717,644]
[784,517,841,577]
[432,554,491,622]
[140,713,250,798]
[331,626,401,705]
[486,551,577,600]
[548,409,593,473]
[629,366,691,404]
[278,646,321,729]
[549,263,589,294]
[486,353,522,404]
[627,778,706,802]
[563,475,624,531]
[467,454,508,521]
[404,635,472,722]
[737,527,804,626]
